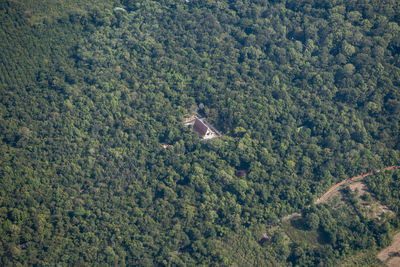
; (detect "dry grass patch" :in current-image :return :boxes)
[340,249,385,267]
[377,232,400,266]
[349,181,368,194]
[349,182,394,221]
[386,257,400,267]
[11,0,113,25]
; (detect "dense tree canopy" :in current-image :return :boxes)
[0,0,399,265]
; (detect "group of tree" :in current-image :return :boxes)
[0,0,399,265]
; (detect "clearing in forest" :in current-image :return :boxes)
[339,249,385,267]
[350,182,394,220]
[325,181,393,221]
[377,232,400,267]
[281,216,329,247]
[315,166,399,204]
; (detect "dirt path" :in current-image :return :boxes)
[377,232,400,266]
[315,166,399,204]
[281,166,399,222]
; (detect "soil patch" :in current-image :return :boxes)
[349,182,368,195]
[349,182,394,221]
[282,212,302,222]
[377,232,400,266]
[367,204,394,221]
[386,257,400,267]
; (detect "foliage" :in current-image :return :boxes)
[366,170,400,215]
[0,0,399,265]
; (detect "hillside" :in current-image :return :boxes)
[1,0,400,265]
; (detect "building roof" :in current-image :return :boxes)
[235,170,248,178]
[193,118,209,137]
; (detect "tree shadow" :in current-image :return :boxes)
[317,230,331,245]
[290,216,307,230]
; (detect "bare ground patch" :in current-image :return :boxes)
[319,181,394,221]
[347,182,393,221]
[349,182,368,195]
[367,203,394,221]
[282,212,302,222]
[386,257,400,267]
[377,232,400,266]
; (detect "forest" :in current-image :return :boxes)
[0,0,399,265]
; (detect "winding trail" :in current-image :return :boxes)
[314,165,399,204]
[280,165,400,222]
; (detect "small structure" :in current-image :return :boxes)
[161,144,170,150]
[113,7,127,12]
[193,118,213,139]
[184,114,221,140]
[235,170,248,178]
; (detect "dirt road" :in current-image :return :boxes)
[315,166,399,204]
[281,165,399,222]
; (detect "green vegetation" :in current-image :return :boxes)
[282,217,323,247]
[366,170,400,215]
[280,184,399,266]
[1,0,400,265]
[339,249,385,267]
